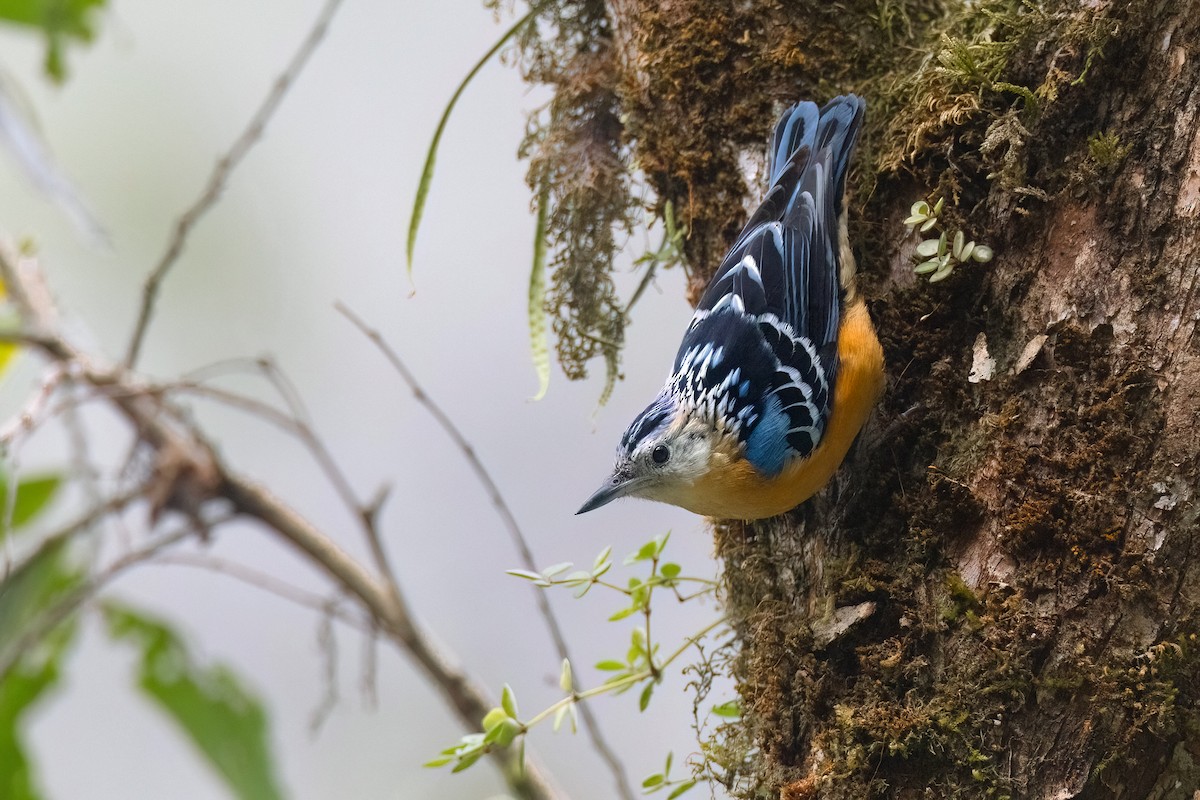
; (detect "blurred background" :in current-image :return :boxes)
[0,1,731,798]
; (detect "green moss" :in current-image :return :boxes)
[508,0,635,397]
[1087,130,1131,168]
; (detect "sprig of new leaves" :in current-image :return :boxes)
[426,533,726,794]
[904,197,994,283]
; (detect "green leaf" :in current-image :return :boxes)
[451,750,484,773]
[951,230,966,260]
[505,569,545,582]
[562,570,592,585]
[667,779,698,799]
[500,684,519,719]
[930,262,955,283]
[608,606,638,622]
[711,700,741,718]
[659,562,681,580]
[406,4,540,275]
[528,177,551,400]
[972,244,995,263]
[482,717,521,748]
[592,546,613,574]
[0,0,107,82]
[482,707,510,731]
[0,539,80,662]
[0,474,61,540]
[0,616,77,800]
[642,774,665,789]
[101,603,285,800]
[638,681,654,711]
[595,660,627,671]
[915,238,940,258]
[628,539,658,564]
[540,562,573,579]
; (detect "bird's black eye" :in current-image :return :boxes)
[651,445,670,465]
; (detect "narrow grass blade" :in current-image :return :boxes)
[528,178,551,400]
[406,4,540,278]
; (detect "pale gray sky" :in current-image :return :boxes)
[0,2,729,799]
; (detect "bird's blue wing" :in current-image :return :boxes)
[696,95,864,354]
[673,95,865,476]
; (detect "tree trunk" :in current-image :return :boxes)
[594,0,1200,796]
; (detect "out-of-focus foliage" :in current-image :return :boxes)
[102,603,286,800]
[0,0,107,82]
[0,622,76,800]
[0,474,60,534]
[0,531,78,800]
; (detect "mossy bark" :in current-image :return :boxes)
[594,0,1200,797]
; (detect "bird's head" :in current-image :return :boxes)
[576,392,717,514]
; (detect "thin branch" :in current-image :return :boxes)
[153,552,369,630]
[170,382,306,434]
[254,357,399,585]
[221,473,561,800]
[123,0,347,367]
[0,363,67,447]
[7,486,147,579]
[336,302,637,800]
[181,355,400,589]
[311,603,341,732]
[1,251,564,800]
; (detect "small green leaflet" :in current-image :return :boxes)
[101,603,285,800]
[0,539,79,666]
[0,0,108,82]
[0,474,61,540]
[0,623,77,800]
[0,537,81,800]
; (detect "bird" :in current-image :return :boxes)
[576,94,884,520]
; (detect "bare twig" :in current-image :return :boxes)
[170,381,306,434]
[336,302,637,800]
[0,363,67,447]
[8,486,147,577]
[179,356,400,593]
[223,475,562,800]
[123,0,347,368]
[254,357,399,586]
[1,250,564,800]
[154,552,368,630]
[311,603,341,732]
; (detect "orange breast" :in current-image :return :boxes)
[681,300,884,519]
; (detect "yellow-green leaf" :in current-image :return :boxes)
[101,603,284,800]
[406,4,541,277]
[528,177,552,400]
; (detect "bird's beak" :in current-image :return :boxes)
[576,466,645,515]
